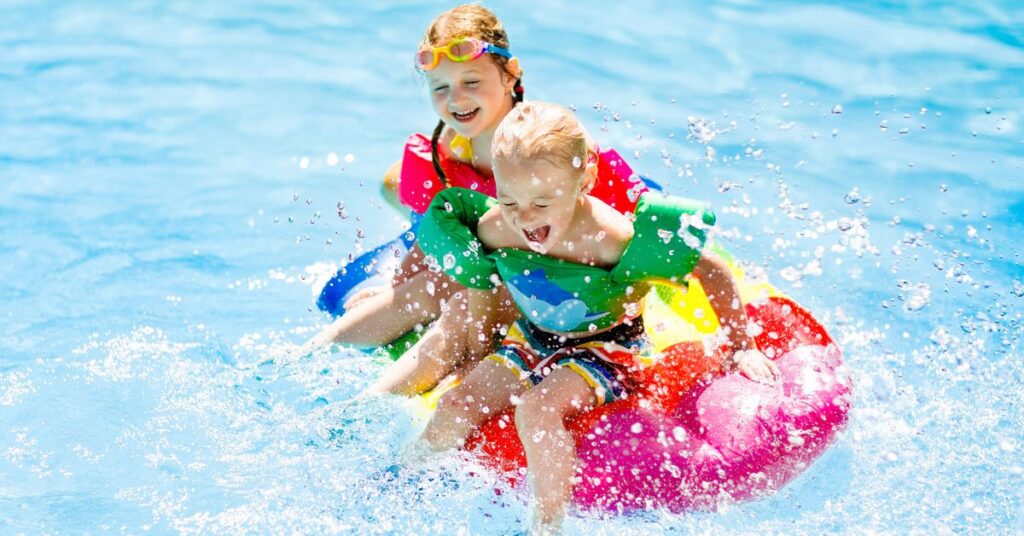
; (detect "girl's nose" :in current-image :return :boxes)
[448,85,467,106]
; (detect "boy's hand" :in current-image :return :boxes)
[727,349,780,384]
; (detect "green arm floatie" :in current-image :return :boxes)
[610,192,716,284]
[417,187,499,289]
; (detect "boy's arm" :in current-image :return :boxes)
[418,188,499,290]
[463,287,510,358]
[694,252,779,383]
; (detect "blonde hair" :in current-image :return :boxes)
[492,101,594,177]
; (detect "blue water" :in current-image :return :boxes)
[2,0,1022,533]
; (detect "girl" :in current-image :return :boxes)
[415,102,778,531]
[305,5,649,396]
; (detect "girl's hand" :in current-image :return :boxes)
[727,349,780,384]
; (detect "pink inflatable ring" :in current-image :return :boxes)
[462,296,851,512]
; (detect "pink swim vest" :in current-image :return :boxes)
[397,133,648,215]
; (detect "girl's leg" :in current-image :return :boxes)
[303,270,455,350]
[363,316,461,396]
[421,357,527,451]
[514,367,597,532]
[365,286,519,396]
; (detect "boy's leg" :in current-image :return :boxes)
[421,357,528,451]
[514,366,598,531]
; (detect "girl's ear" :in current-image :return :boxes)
[504,57,522,87]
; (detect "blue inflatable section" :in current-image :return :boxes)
[316,214,420,316]
[316,177,660,317]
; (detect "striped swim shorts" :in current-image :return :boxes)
[485,317,649,406]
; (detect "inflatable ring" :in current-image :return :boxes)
[423,247,851,512]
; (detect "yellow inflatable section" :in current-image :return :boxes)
[642,243,784,353]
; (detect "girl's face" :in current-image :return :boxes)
[425,55,517,140]
[494,157,594,254]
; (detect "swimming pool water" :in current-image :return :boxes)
[2,0,1022,533]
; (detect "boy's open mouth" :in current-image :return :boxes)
[451,108,479,123]
[523,225,550,245]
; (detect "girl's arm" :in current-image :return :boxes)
[693,252,779,383]
[380,159,406,215]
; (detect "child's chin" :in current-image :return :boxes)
[526,240,549,254]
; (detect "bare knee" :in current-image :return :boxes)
[423,384,482,450]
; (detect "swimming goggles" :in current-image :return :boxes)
[415,37,512,71]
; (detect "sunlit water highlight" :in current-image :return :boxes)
[1,1,1022,533]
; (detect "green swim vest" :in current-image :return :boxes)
[417,188,716,333]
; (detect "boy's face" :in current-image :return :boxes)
[494,157,587,254]
[425,56,516,140]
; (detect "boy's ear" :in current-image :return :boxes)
[580,160,598,195]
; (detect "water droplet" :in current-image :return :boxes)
[985,106,992,115]
[442,253,456,271]
[672,427,686,442]
[572,156,582,168]
[327,152,339,166]
[879,120,888,132]
[844,188,861,204]
[831,104,843,114]
[939,184,948,192]
[630,423,643,434]
[344,153,355,163]
[1012,281,1024,297]
[903,283,931,312]
[588,323,598,333]
[356,228,365,239]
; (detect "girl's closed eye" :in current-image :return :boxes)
[432,84,449,93]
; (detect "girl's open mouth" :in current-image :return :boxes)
[523,225,550,245]
[451,108,479,123]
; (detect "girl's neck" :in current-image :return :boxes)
[469,131,495,173]
[467,98,515,175]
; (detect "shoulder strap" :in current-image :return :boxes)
[611,193,716,284]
